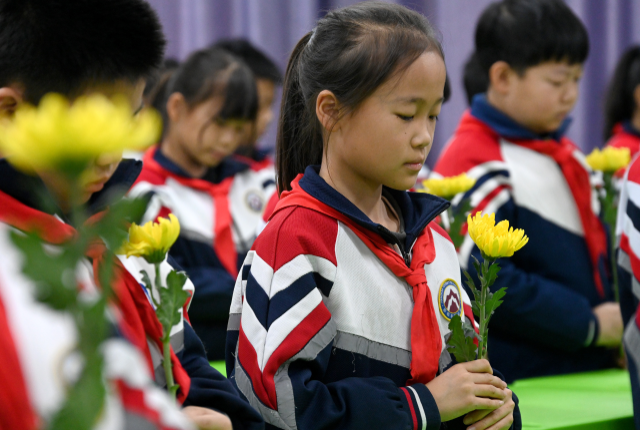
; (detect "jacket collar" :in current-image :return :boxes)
[470,93,572,142]
[298,165,449,249]
[622,120,640,139]
[153,147,250,184]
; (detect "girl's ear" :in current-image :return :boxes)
[0,86,23,117]
[166,92,187,123]
[316,90,341,132]
[488,61,515,95]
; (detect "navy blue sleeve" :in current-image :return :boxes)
[463,193,598,352]
[466,245,597,351]
[167,236,237,322]
[179,322,264,430]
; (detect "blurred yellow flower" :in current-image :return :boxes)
[585,147,631,173]
[0,93,160,173]
[467,212,528,259]
[120,214,181,264]
[421,173,476,199]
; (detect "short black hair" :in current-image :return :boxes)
[463,53,489,105]
[604,46,640,140]
[212,38,283,84]
[0,0,166,104]
[475,0,589,76]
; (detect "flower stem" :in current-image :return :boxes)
[154,262,176,400]
[478,258,492,360]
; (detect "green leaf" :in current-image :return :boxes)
[10,230,79,311]
[48,351,106,430]
[471,255,482,279]
[86,196,149,252]
[464,270,480,302]
[485,287,507,326]
[471,300,480,318]
[156,271,189,333]
[446,314,478,363]
[484,262,501,287]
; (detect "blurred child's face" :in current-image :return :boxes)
[496,61,582,133]
[38,79,145,207]
[255,78,276,140]
[331,51,446,191]
[170,95,252,168]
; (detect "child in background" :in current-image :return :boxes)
[604,46,640,157]
[227,3,519,430]
[213,39,283,164]
[130,48,277,360]
[0,2,264,429]
[615,155,640,430]
[463,53,489,106]
[434,0,622,382]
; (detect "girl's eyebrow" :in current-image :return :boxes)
[393,96,445,106]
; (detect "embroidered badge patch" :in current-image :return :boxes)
[245,190,264,212]
[438,278,462,321]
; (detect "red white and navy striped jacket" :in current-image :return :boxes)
[0,158,266,430]
[434,94,615,382]
[615,155,640,429]
[226,166,520,430]
[129,147,276,359]
[607,121,640,160]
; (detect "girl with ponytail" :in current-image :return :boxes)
[604,46,640,157]
[227,3,519,430]
[130,48,278,361]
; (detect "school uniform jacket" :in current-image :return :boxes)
[0,179,192,430]
[607,121,640,160]
[615,156,640,429]
[434,95,615,382]
[0,158,265,430]
[129,147,276,359]
[226,166,520,430]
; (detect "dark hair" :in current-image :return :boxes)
[276,2,444,192]
[475,0,588,78]
[155,48,258,138]
[604,46,640,140]
[212,39,283,84]
[0,0,166,104]
[463,53,489,105]
[144,58,180,101]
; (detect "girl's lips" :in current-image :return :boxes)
[405,161,424,171]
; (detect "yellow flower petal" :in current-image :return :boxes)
[466,211,528,258]
[420,173,477,199]
[120,214,181,264]
[0,93,161,174]
[585,147,631,172]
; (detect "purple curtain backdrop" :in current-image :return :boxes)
[146,0,640,167]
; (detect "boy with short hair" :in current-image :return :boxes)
[0,1,263,429]
[212,39,282,163]
[434,0,623,382]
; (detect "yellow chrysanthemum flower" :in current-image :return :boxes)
[0,93,160,173]
[467,212,528,259]
[585,146,631,173]
[421,173,476,199]
[120,214,181,264]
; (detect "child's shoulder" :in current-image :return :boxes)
[436,112,504,176]
[253,205,339,267]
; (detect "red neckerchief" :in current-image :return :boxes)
[513,139,608,298]
[141,148,237,277]
[0,190,191,403]
[271,177,442,383]
[0,286,39,430]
